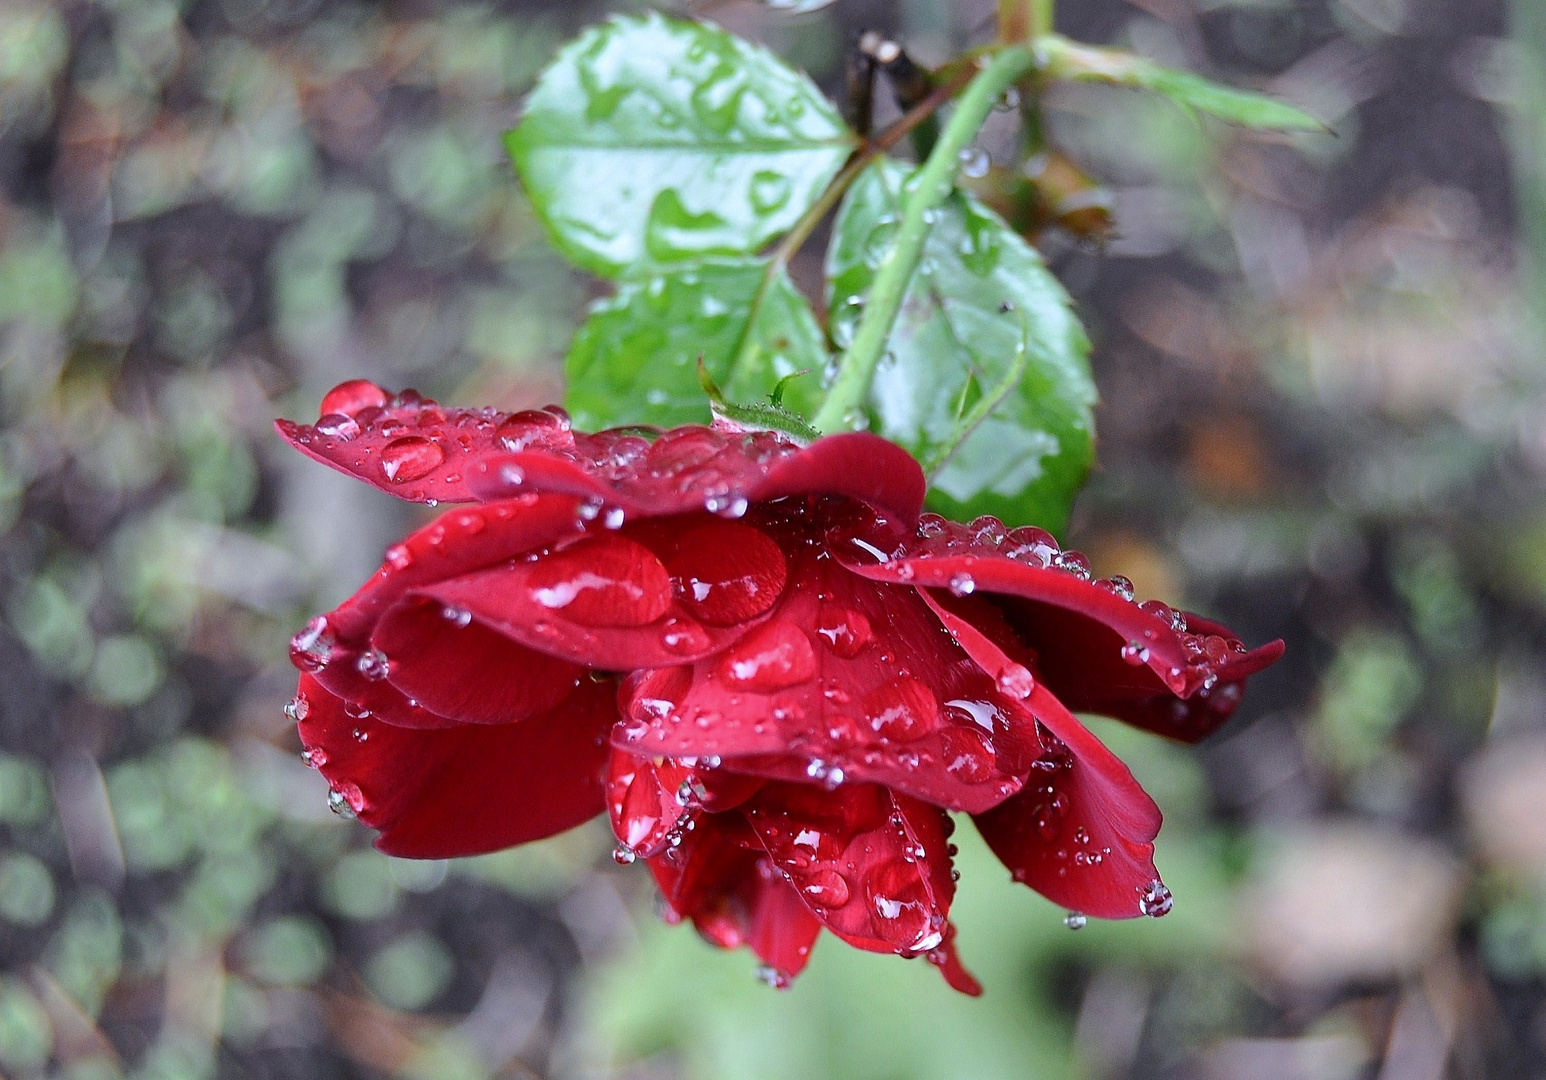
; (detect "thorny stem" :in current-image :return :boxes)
[725,66,979,383]
[811,46,1038,435]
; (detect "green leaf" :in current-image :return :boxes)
[507,13,856,278]
[1041,37,1323,132]
[826,160,1095,532]
[564,259,828,430]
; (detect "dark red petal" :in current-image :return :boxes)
[294,675,611,858]
[742,783,966,969]
[606,753,691,859]
[275,386,577,504]
[927,924,982,996]
[311,496,588,645]
[917,590,1166,919]
[367,594,582,725]
[834,512,1283,742]
[666,520,788,627]
[615,522,1028,814]
[644,813,821,984]
[417,532,751,670]
[464,428,926,525]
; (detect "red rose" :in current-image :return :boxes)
[279,381,1282,994]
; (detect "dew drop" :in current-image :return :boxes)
[1101,575,1135,601]
[754,964,791,989]
[327,786,360,819]
[385,544,413,571]
[356,648,390,681]
[319,379,390,418]
[612,845,637,865]
[378,436,445,483]
[996,664,1035,700]
[283,695,310,722]
[289,616,335,672]
[1139,880,1173,918]
[442,605,473,628]
[801,869,851,907]
[1064,911,1086,931]
[948,572,976,596]
[957,146,990,178]
[1054,550,1092,580]
[314,413,361,440]
[1120,640,1151,666]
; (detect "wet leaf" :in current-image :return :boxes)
[507,13,856,278]
[826,161,1095,532]
[565,259,828,430]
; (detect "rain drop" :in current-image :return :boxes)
[289,616,335,672]
[1138,880,1173,918]
[357,649,390,681]
[1064,911,1086,930]
[378,436,444,483]
[442,605,473,628]
[327,788,358,819]
[1120,641,1151,666]
[612,845,637,865]
[948,572,976,596]
[958,146,990,178]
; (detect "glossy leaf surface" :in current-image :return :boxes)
[507,13,856,278]
[826,161,1096,532]
[565,259,827,430]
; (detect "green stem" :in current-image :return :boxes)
[811,46,1037,434]
[1031,0,1054,36]
[724,70,978,387]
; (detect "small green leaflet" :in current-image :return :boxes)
[507,13,857,279]
[564,259,827,431]
[827,160,1095,533]
[1040,37,1323,132]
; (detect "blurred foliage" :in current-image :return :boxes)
[0,0,1543,1078]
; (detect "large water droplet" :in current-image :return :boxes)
[379,436,444,483]
[801,869,851,907]
[815,606,872,658]
[1139,880,1173,918]
[284,695,310,722]
[1100,575,1135,601]
[320,379,390,418]
[996,664,1035,700]
[327,784,363,819]
[667,521,787,627]
[356,648,390,681]
[864,677,938,742]
[289,616,335,672]
[718,620,816,693]
[315,413,361,440]
[527,535,672,627]
[941,726,996,784]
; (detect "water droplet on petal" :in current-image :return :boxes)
[301,747,325,768]
[1139,880,1173,918]
[668,522,787,626]
[801,869,851,907]
[527,535,672,627]
[718,620,816,693]
[1120,640,1151,666]
[442,605,472,628]
[612,845,637,865]
[864,677,938,742]
[315,413,361,440]
[385,544,413,571]
[320,379,390,418]
[327,785,362,818]
[283,695,310,722]
[754,964,791,989]
[356,648,390,681]
[996,664,1035,700]
[941,726,996,784]
[379,436,445,483]
[289,616,335,672]
[1064,911,1086,930]
[948,572,976,596]
[1100,575,1135,601]
[1054,550,1092,580]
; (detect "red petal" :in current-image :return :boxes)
[464,426,926,525]
[614,522,1029,814]
[665,520,788,626]
[917,590,1166,919]
[742,783,963,963]
[927,924,983,996]
[370,595,583,725]
[276,386,577,504]
[834,512,1283,742]
[417,529,754,670]
[645,814,822,984]
[294,675,612,858]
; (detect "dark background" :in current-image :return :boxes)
[1,0,1542,1077]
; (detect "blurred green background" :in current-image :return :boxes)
[2,0,1544,1077]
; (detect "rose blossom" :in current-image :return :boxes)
[279,381,1282,993]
